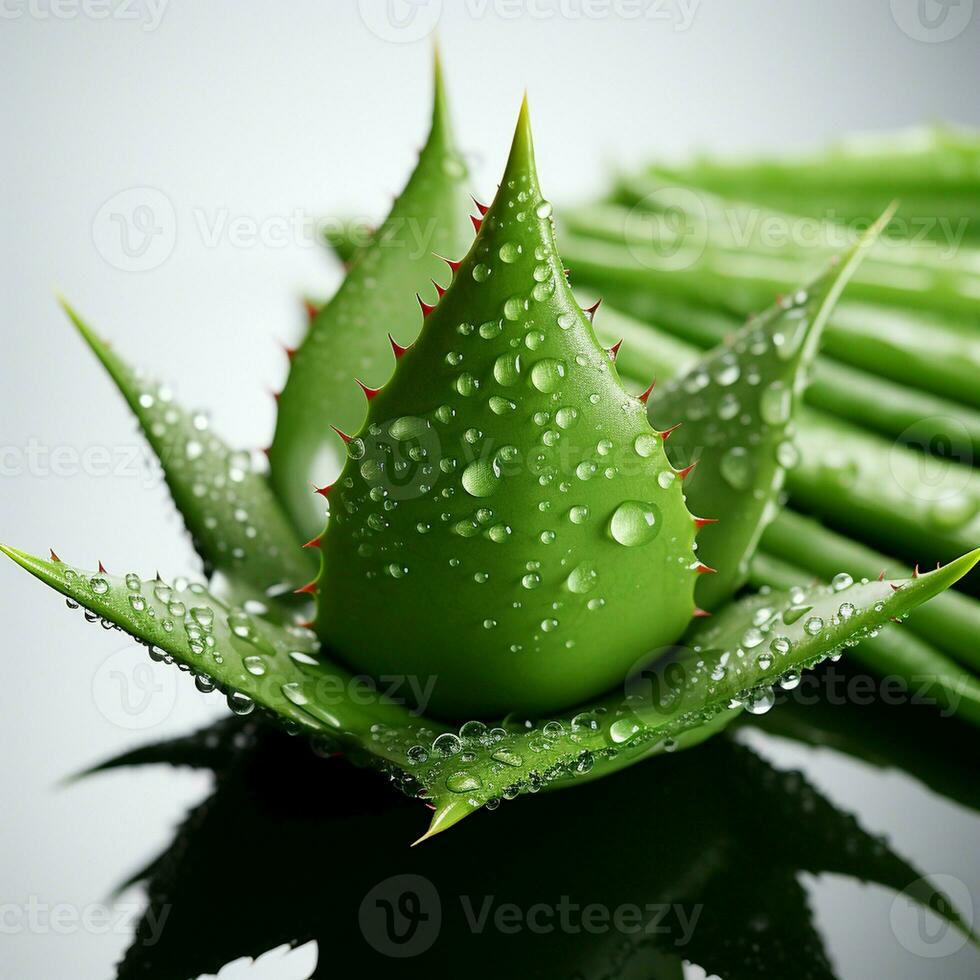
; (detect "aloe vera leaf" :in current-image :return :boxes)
[414,550,980,840]
[790,405,980,564]
[610,170,980,279]
[586,283,980,457]
[60,303,315,598]
[761,508,980,673]
[0,546,431,749]
[588,303,980,666]
[638,125,980,238]
[588,299,979,566]
[560,231,980,408]
[269,55,472,540]
[9,538,974,841]
[315,99,699,718]
[647,220,882,609]
[321,218,370,267]
[749,551,980,726]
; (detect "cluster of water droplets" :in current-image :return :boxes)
[653,290,814,493]
[127,369,306,583]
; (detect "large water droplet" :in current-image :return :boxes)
[566,562,598,594]
[461,458,501,497]
[608,501,662,547]
[530,359,566,393]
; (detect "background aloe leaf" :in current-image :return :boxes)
[5,542,977,840]
[647,217,884,609]
[61,303,315,600]
[112,731,969,980]
[268,54,472,540]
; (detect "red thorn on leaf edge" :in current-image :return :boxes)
[693,607,712,618]
[695,563,717,575]
[638,379,657,404]
[472,197,489,216]
[890,583,902,592]
[607,340,623,362]
[281,342,298,361]
[470,215,483,234]
[49,549,61,563]
[294,581,318,596]
[439,255,462,275]
[677,460,699,480]
[98,560,107,574]
[388,333,410,360]
[583,299,601,321]
[661,422,682,440]
[303,300,319,323]
[877,569,886,581]
[355,378,381,401]
[330,425,353,444]
[303,536,322,550]
[431,278,446,299]
[417,294,436,318]
[693,517,718,529]
[912,564,920,578]
[313,483,333,498]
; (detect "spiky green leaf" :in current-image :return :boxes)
[4,542,975,839]
[269,55,472,539]
[61,303,315,598]
[315,101,699,718]
[647,214,888,609]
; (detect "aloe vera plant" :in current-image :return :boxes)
[3,68,978,844]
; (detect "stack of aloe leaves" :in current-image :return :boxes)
[3,59,980,969]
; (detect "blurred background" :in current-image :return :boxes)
[1,2,978,977]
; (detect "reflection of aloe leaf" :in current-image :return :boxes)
[109,729,971,980]
[748,680,980,814]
